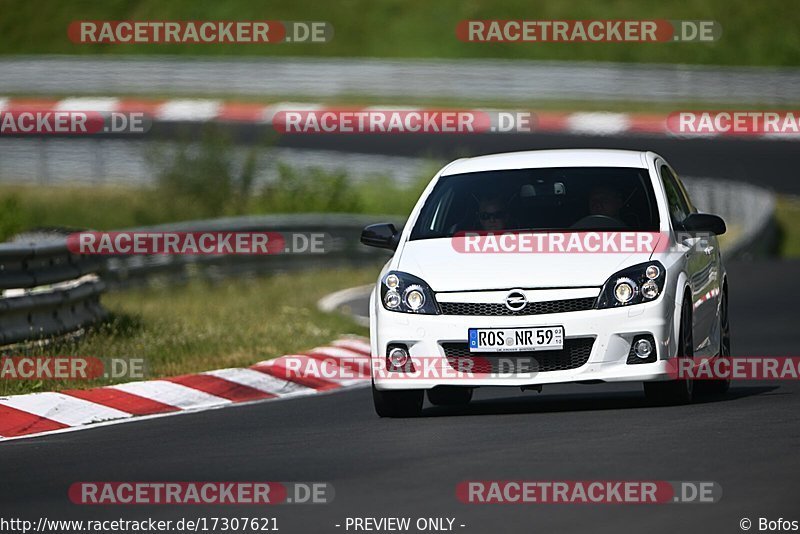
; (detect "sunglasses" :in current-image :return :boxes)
[478,210,506,221]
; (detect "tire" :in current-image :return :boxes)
[644,298,694,405]
[696,289,731,396]
[372,384,423,418]
[427,386,473,406]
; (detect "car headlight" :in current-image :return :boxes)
[614,277,636,303]
[596,261,666,309]
[381,271,439,314]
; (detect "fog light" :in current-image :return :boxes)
[634,338,653,359]
[387,347,409,367]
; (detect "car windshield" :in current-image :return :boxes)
[410,166,660,240]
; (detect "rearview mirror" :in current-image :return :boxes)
[681,213,727,236]
[360,223,399,250]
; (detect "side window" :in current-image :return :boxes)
[673,172,696,213]
[660,165,690,227]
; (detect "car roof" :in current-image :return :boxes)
[441,149,650,176]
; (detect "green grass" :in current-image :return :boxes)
[0,184,168,239]
[0,169,434,242]
[0,267,376,396]
[776,195,800,257]
[0,0,799,66]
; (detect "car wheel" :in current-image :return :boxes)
[427,386,474,406]
[644,298,694,405]
[372,383,424,418]
[696,289,731,396]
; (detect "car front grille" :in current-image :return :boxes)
[442,338,595,374]
[438,297,596,316]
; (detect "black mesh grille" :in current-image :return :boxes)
[439,297,596,316]
[442,338,595,374]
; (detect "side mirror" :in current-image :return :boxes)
[681,213,727,236]
[360,223,399,250]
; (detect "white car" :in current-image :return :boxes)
[361,149,730,417]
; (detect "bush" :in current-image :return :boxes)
[149,127,259,220]
[254,164,363,213]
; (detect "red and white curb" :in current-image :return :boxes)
[0,96,795,140]
[0,336,370,442]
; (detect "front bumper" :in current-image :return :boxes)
[371,291,678,390]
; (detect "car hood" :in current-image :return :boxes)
[396,238,658,291]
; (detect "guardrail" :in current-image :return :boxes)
[103,214,402,289]
[3,56,799,104]
[0,215,400,347]
[0,241,106,346]
[0,177,776,347]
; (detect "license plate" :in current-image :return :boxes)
[468,326,564,353]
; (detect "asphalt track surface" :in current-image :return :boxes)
[1,264,798,533]
[1,133,798,533]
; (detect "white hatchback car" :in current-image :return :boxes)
[362,149,730,417]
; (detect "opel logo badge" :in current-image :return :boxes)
[505,290,528,312]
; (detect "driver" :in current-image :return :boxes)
[588,185,624,219]
[476,196,508,232]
